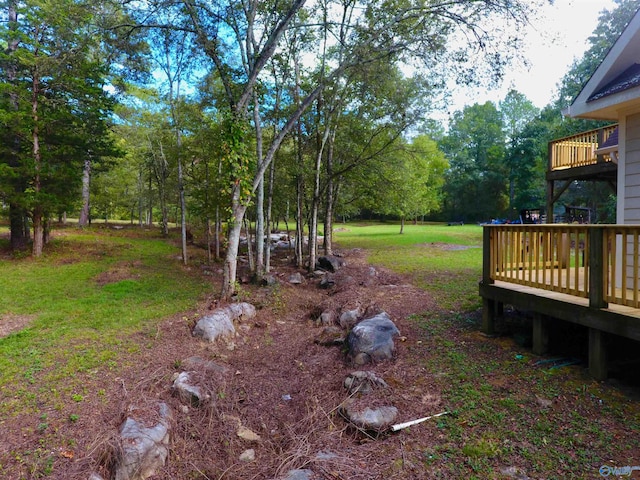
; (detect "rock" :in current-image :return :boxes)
[339,307,362,329]
[115,403,172,480]
[237,425,261,442]
[344,371,388,395]
[172,372,210,406]
[500,466,531,479]
[193,302,256,342]
[181,356,229,375]
[316,255,344,272]
[261,275,278,286]
[289,272,304,284]
[535,395,553,408]
[314,326,346,346]
[280,469,315,480]
[347,312,400,364]
[319,274,335,289]
[315,310,336,327]
[239,449,256,462]
[341,400,398,431]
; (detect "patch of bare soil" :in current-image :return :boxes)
[93,261,144,286]
[3,247,640,479]
[0,313,36,338]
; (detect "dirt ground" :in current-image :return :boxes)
[3,245,640,479]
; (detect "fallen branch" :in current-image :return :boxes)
[390,412,448,432]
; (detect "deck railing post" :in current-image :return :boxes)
[588,226,607,309]
[481,226,497,335]
[482,226,493,285]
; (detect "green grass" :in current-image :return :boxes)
[0,227,210,410]
[334,222,483,309]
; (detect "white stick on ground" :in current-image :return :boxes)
[390,412,449,432]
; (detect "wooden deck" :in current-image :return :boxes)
[480,224,640,379]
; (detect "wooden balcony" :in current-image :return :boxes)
[479,224,640,379]
[547,124,618,182]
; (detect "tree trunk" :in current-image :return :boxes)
[31,65,44,257]
[323,128,336,255]
[221,188,248,299]
[295,171,304,269]
[177,139,188,265]
[79,157,91,227]
[309,121,331,272]
[399,217,405,234]
[253,93,265,280]
[7,1,28,250]
[264,154,276,273]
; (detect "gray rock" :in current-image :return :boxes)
[115,403,172,480]
[289,272,304,284]
[172,371,210,406]
[347,312,400,364]
[281,469,315,480]
[339,307,362,329]
[316,255,344,272]
[344,371,388,394]
[319,274,335,289]
[314,326,346,346]
[261,275,278,286]
[193,302,256,342]
[239,449,256,462]
[181,356,229,374]
[341,401,398,431]
[316,310,336,327]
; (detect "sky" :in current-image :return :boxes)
[445,0,618,115]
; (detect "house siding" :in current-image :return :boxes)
[624,113,640,223]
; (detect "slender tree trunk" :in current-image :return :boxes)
[294,59,304,268]
[147,173,153,227]
[295,169,304,268]
[399,217,405,234]
[31,70,44,257]
[177,137,188,265]
[79,158,91,227]
[245,217,254,273]
[324,128,336,255]
[309,120,331,272]
[204,160,212,264]
[7,0,29,250]
[253,92,265,280]
[265,154,276,273]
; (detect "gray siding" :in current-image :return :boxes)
[625,113,640,223]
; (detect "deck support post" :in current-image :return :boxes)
[532,313,549,355]
[482,298,496,335]
[589,328,608,380]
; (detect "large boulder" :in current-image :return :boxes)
[347,312,400,365]
[316,255,345,272]
[193,302,256,342]
[115,403,172,480]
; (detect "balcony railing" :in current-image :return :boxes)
[483,224,640,309]
[548,124,618,171]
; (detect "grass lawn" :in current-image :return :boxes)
[0,226,211,415]
[334,222,483,310]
